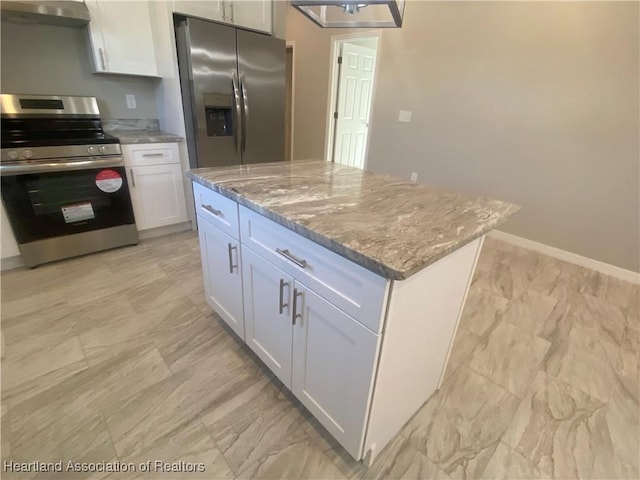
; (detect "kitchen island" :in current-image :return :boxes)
[186,160,518,464]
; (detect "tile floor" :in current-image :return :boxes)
[0,231,637,479]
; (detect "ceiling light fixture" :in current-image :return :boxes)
[291,0,404,28]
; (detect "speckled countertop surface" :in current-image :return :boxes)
[187,160,519,280]
[107,129,182,144]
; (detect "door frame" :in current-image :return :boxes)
[286,40,296,162]
[324,31,382,167]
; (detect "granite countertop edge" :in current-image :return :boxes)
[186,169,519,280]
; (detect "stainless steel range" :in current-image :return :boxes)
[1,94,138,267]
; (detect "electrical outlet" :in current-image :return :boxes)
[398,110,412,123]
[410,172,418,182]
[125,94,137,109]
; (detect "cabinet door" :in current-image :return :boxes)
[172,0,225,22]
[85,0,159,76]
[231,0,272,33]
[291,284,380,459]
[127,164,188,230]
[198,217,245,339]
[1,202,20,259]
[242,247,293,388]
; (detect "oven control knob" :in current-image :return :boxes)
[87,146,95,155]
[24,149,33,159]
[7,150,18,160]
[99,146,106,154]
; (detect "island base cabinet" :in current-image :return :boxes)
[242,247,294,388]
[198,216,244,339]
[291,285,380,459]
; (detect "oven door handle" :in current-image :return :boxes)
[0,156,124,176]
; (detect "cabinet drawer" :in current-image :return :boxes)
[239,206,388,333]
[122,143,180,167]
[193,182,240,240]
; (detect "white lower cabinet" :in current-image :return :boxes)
[241,245,379,458]
[198,215,245,339]
[242,247,293,386]
[123,143,188,231]
[291,284,380,457]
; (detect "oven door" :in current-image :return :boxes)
[0,156,136,245]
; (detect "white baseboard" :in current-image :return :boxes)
[488,230,640,285]
[1,255,24,272]
[138,221,193,240]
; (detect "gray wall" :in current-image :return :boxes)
[1,21,159,119]
[287,1,640,272]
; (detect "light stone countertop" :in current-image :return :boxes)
[187,160,520,280]
[106,129,183,144]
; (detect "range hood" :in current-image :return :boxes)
[1,1,90,27]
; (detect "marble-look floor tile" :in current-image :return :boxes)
[7,413,117,467]
[529,259,590,304]
[124,276,193,315]
[501,370,606,478]
[1,359,88,408]
[403,366,520,479]
[544,322,620,403]
[359,434,451,480]
[2,403,10,460]
[200,374,310,475]
[236,439,347,480]
[458,286,509,336]
[603,383,639,470]
[615,321,639,404]
[150,312,230,373]
[580,270,636,311]
[500,290,557,336]
[103,345,259,462]
[109,420,234,480]
[9,345,172,457]
[441,327,479,383]
[480,442,549,479]
[469,321,550,396]
[2,336,86,391]
[568,292,628,346]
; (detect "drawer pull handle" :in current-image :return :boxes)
[276,248,307,269]
[130,168,136,187]
[203,204,223,217]
[292,288,303,325]
[98,47,107,70]
[141,153,165,157]
[227,243,238,273]
[279,278,288,314]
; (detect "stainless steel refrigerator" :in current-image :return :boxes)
[175,16,285,168]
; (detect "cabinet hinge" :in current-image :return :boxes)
[333,112,338,120]
[337,56,343,65]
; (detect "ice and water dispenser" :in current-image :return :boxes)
[203,93,233,137]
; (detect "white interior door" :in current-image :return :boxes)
[334,42,376,169]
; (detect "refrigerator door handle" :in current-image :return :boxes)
[231,71,242,153]
[240,73,248,154]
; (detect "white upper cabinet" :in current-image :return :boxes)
[85,0,159,77]
[231,0,272,34]
[172,0,272,34]
[172,0,224,23]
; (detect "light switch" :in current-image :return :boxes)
[398,110,412,122]
[126,94,137,109]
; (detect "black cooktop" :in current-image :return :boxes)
[1,116,119,149]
